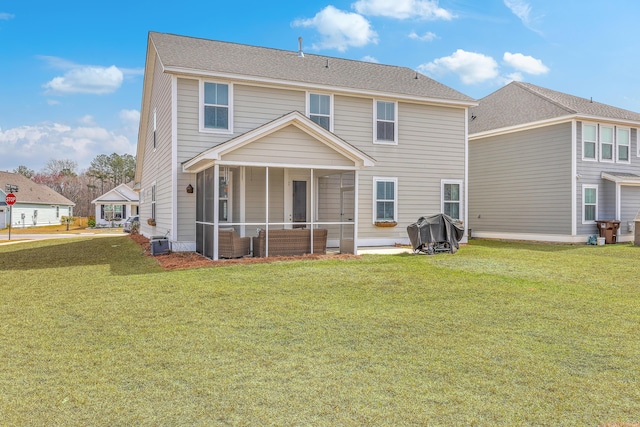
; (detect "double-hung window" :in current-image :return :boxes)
[617,127,630,162]
[442,180,462,221]
[599,125,614,162]
[375,101,397,144]
[582,123,597,160]
[373,177,397,222]
[308,93,332,131]
[151,183,156,221]
[202,81,231,132]
[582,185,597,224]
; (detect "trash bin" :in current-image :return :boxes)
[594,220,620,244]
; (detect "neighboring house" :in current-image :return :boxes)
[0,171,75,229]
[135,32,475,259]
[468,81,640,243]
[91,183,139,227]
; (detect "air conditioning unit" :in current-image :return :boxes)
[150,237,170,255]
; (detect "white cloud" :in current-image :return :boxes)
[361,55,380,63]
[408,31,438,41]
[292,6,378,52]
[43,65,124,95]
[353,0,453,20]
[504,0,542,33]
[78,115,96,126]
[119,109,140,124]
[506,72,524,82]
[39,56,143,95]
[503,52,549,75]
[418,49,499,84]
[0,12,14,20]
[0,122,135,172]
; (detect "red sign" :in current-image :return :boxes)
[5,193,16,205]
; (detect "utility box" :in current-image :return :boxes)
[635,211,640,246]
[595,220,620,244]
[150,236,170,255]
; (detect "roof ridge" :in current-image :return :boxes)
[512,81,577,114]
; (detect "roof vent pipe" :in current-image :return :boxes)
[297,37,304,57]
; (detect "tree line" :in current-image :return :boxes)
[13,153,136,217]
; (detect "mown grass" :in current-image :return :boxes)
[1,237,639,426]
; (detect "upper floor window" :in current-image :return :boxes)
[617,127,630,163]
[375,101,397,144]
[442,180,462,221]
[373,177,397,222]
[308,93,332,131]
[582,123,597,160]
[599,125,614,162]
[201,81,232,132]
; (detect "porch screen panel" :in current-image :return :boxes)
[204,167,215,223]
[196,223,203,255]
[196,171,204,222]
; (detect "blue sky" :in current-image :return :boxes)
[2,0,639,173]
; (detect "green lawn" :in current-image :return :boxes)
[1,237,639,426]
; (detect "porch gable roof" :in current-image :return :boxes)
[182,111,376,173]
[91,183,139,204]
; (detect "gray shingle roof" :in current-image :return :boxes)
[469,81,640,135]
[150,32,475,104]
[0,171,75,206]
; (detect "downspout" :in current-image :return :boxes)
[571,120,577,236]
[464,108,469,242]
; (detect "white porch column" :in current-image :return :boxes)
[213,163,220,260]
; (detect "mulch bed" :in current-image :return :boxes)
[129,233,360,270]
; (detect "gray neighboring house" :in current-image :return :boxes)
[135,32,476,259]
[0,171,75,229]
[468,81,640,243]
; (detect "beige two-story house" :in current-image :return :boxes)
[135,32,475,259]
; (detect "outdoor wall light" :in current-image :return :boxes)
[186,184,194,193]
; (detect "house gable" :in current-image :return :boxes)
[182,111,375,172]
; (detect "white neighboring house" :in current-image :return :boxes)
[1,171,75,229]
[91,183,139,227]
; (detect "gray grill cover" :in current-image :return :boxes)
[407,214,464,254]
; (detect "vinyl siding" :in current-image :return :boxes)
[576,122,640,236]
[620,186,640,236]
[139,52,174,237]
[337,99,467,240]
[223,125,353,166]
[469,123,573,235]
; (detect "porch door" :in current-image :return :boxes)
[340,186,355,254]
[292,180,307,228]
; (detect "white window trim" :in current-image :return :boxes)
[199,80,233,134]
[306,92,334,132]
[372,176,398,223]
[582,184,598,225]
[582,122,597,161]
[151,182,157,221]
[152,108,157,150]
[441,179,463,221]
[373,100,398,145]
[599,125,614,163]
[616,126,631,164]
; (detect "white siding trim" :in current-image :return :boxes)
[571,120,577,236]
[171,75,178,241]
[471,231,590,243]
[464,108,469,240]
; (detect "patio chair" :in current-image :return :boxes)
[218,228,251,258]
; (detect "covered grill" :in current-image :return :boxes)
[407,214,464,254]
